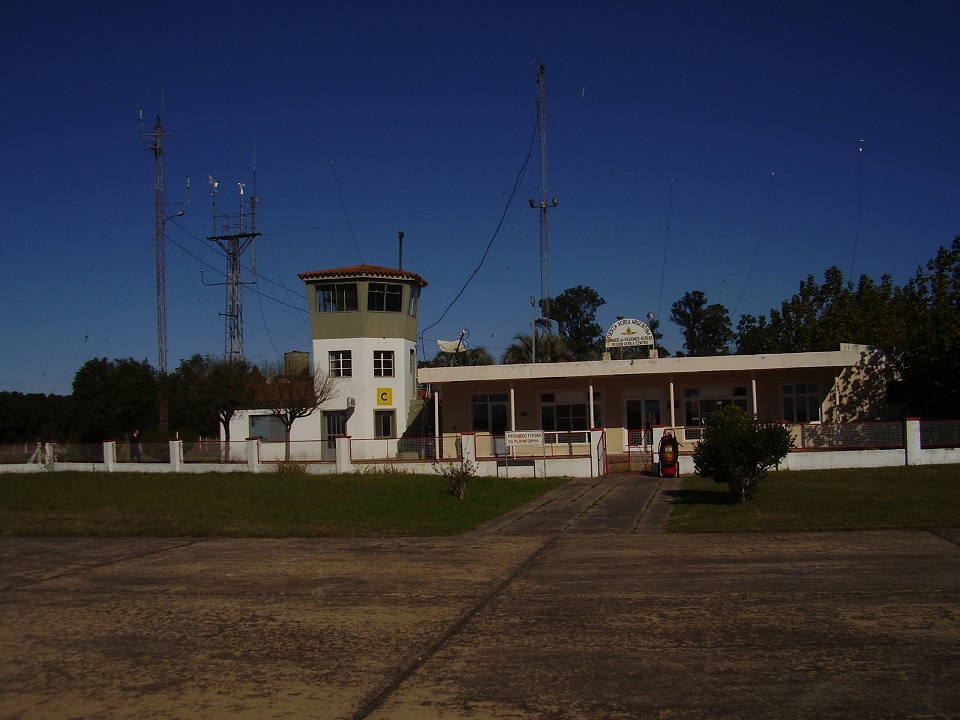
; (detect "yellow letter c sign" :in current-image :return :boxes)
[377,388,392,406]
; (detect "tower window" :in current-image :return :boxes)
[316,283,358,312]
[407,286,421,316]
[374,350,394,377]
[329,350,352,378]
[368,283,403,312]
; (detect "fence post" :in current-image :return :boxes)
[246,437,261,473]
[650,426,666,475]
[169,440,183,472]
[461,433,476,465]
[103,441,116,472]
[335,436,353,473]
[904,418,921,466]
[590,429,605,477]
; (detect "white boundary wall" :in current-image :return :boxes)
[1,422,958,476]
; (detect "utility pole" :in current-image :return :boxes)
[206,174,260,361]
[140,107,188,430]
[529,61,558,328]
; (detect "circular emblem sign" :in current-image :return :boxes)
[605,319,654,347]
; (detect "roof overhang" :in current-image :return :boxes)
[299,264,427,287]
[418,344,880,385]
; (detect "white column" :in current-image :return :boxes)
[246,437,261,473]
[169,440,183,471]
[433,387,441,459]
[904,418,921,466]
[751,371,758,417]
[509,383,516,431]
[669,378,676,428]
[588,381,596,428]
[103,441,116,472]
[589,428,604,476]
[461,432,477,465]
[335,435,353,473]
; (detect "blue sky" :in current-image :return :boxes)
[2,1,958,395]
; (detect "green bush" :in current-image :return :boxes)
[433,458,477,499]
[692,405,793,501]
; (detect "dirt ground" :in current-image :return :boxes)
[1,476,958,719]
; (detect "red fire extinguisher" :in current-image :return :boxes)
[658,431,680,477]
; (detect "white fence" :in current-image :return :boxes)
[1,420,958,476]
[643,419,960,474]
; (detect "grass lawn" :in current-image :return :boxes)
[0,471,567,537]
[667,464,960,533]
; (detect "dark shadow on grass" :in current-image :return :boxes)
[663,488,740,506]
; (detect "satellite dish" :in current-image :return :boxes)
[437,339,466,353]
[437,329,469,354]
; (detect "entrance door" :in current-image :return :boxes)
[324,411,347,460]
[625,391,661,448]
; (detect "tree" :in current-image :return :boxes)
[734,267,905,355]
[733,314,772,356]
[256,363,337,461]
[670,291,733,356]
[547,286,606,361]
[899,237,960,417]
[500,332,573,364]
[71,358,158,442]
[648,317,670,358]
[0,391,73,443]
[168,355,258,445]
[692,404,793,502]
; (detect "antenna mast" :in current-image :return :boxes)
[140,106,188,429]
[206,170,260,362]
[529,61,558,328]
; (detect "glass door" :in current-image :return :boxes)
[625,391,661,447]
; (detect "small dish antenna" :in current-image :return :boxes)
[437,329,469,354]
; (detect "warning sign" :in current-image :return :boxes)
[505,431,545,446]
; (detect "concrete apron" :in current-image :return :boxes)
[1,477,958,720]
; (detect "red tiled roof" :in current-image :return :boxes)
[298,264,428,287]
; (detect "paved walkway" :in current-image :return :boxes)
[1,475,958,719]
[473,473,683,535]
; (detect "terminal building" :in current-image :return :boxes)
[230,263,901,461]
[418,341,900,457]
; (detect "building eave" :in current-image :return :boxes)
[298,264,428,287]
[418,344,879,384]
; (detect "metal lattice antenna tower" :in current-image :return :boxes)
[206,172,259,362]
[140,107,188,429]
[149,115,167,380]
[529,61,558,327]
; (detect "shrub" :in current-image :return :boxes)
[275,461,309,476]
[433,458,478,499]
[693,405,793,501]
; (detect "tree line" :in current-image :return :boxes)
[2,236,957,443]
[0,354,332,448]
